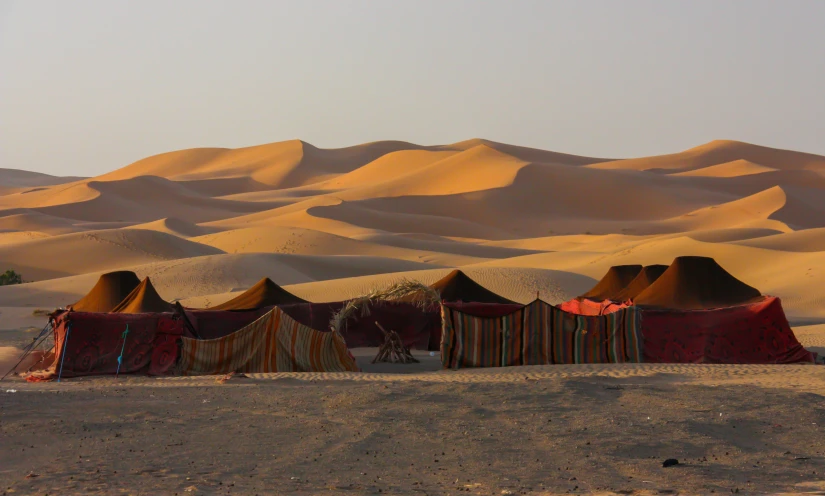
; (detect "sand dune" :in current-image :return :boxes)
[0,211,84,235]
[192,225,491,266]
[0,168,85,188]
[0,176,279,223]
[0,228,223,281]
[589,140,825,173]
[733,227,825,252]
[97,140,435,188]
[131,217,220,237]
[0,137,823,331]
[672,159,777,177]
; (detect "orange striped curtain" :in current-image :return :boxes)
[178,308,359,375]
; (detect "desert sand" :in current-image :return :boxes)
[1,138,824,493]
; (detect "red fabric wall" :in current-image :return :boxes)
[640,297,815,364]
[28,311,184,381]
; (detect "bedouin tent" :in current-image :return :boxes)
[440,299,643,369]
[557,265,644,315]
[26,310,185,382]
[206,278,306,311]
[68,271,141,313]
[578,265,643,301]
[111,277,174,313]
[176,306,359,375]
[612,264,669,302]
[430,270,516,304]
[633,256,761,310]
[631,256,814,364]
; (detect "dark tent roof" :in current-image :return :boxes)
[613,264,669,302]
[578,265,643,301]
[68,271,141,313]
[111,277,174,314]
[634,256,761,310]
[209,278,307,311]
[430,270,516,304]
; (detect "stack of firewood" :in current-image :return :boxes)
[371,321,419,364]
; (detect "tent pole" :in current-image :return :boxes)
[57,323,72,382]
[115,325,130,378]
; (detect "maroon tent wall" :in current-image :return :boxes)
[184,308,271,340]
[640,296,815,364]
[27,311,184,381]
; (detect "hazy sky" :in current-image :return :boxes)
[1,0,824,176]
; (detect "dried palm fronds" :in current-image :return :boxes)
[329,279,440,333]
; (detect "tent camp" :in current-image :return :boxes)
[430,270,516,304]
[207,278,306,311]
[68,271,141,313]
[111,277,174,314]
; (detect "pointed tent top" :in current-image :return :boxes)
[430,269,516,304]
[613,264,669,302]
[209,278,306,311]
[111,277,174,314]
[69,271,141,313]
[579,265,643,301]
[634,256,761,310]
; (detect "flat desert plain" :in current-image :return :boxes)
[1,138,825,494]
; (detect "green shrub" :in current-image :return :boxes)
[0,270,23,286]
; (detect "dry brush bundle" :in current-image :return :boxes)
[329,279,441,333]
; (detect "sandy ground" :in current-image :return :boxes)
[2,363,825,495]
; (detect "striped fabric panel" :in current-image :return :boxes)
[550,306,644,364]
[452,311,504,369]
[178,311,273,375]
[501,310,523,367]
[441,301,644,369]
[178,308,359,375]
[520,301,549,366]
[267,310,359,373]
